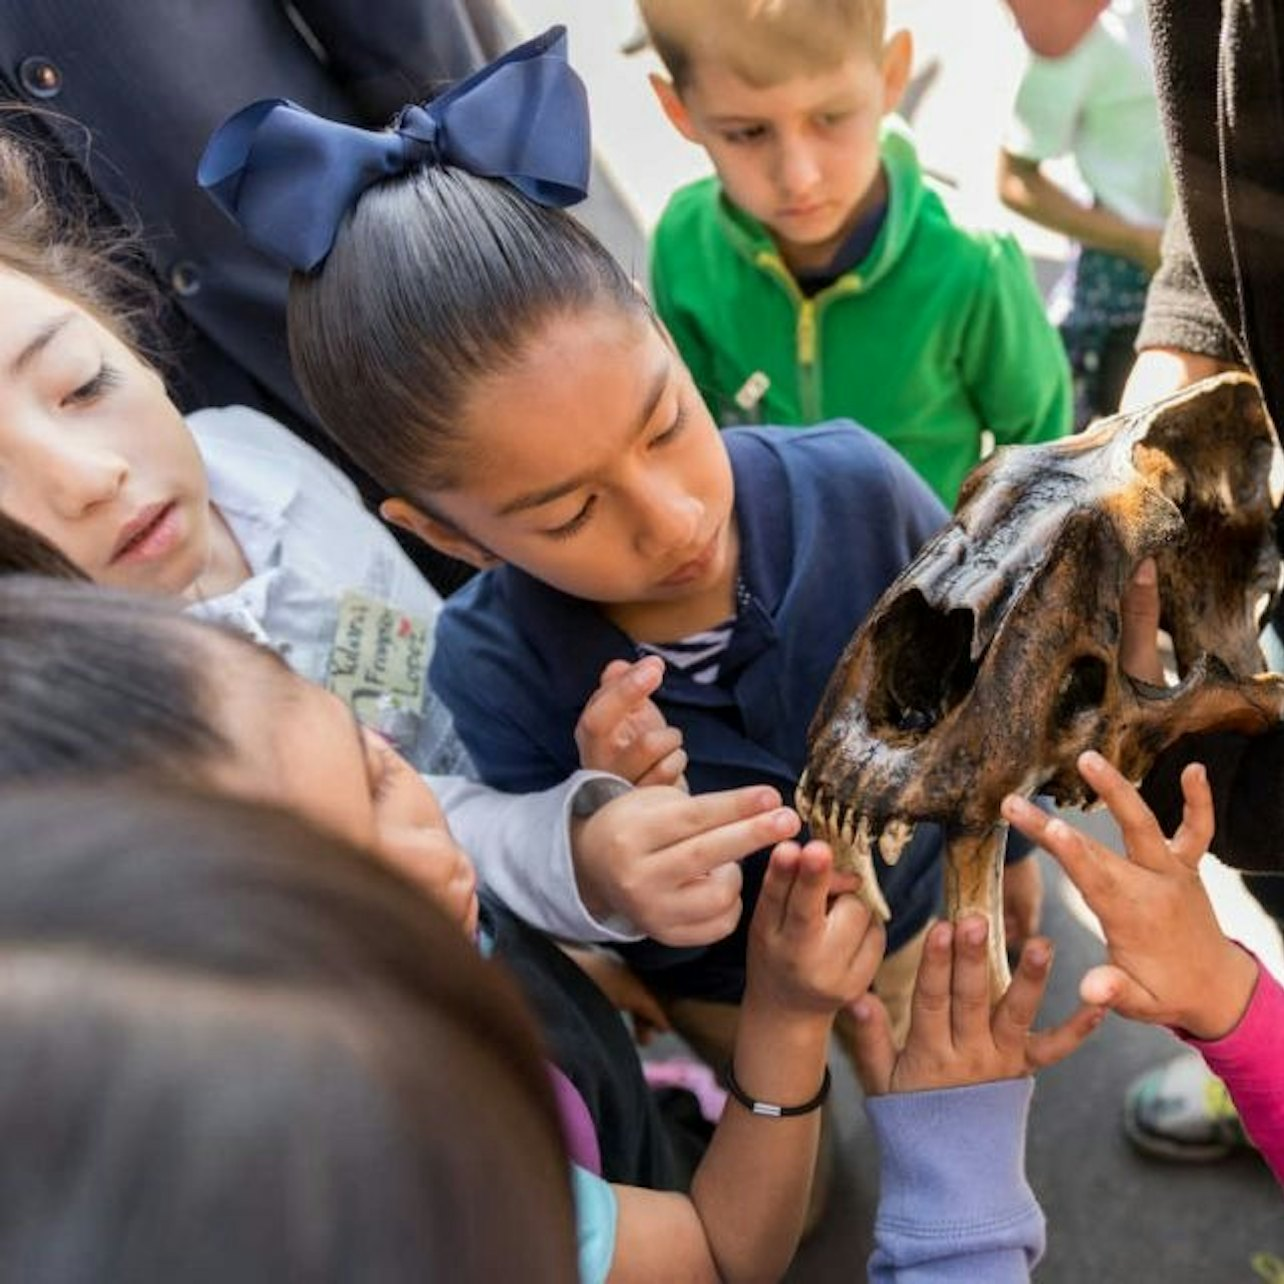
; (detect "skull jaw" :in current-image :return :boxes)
[945,826,1011,998]
[803,664,1284,946]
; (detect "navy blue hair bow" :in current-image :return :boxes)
[198,26,590,272]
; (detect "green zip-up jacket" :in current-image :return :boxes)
[651,120,1072,508]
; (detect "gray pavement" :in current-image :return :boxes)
[494,2,1284,1275]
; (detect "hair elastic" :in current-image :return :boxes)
[723,1063,831,1119]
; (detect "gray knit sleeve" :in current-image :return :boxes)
[1135,203,1245,362]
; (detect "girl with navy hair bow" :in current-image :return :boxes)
[200,26,1106,1280]
[201,22,967,1052]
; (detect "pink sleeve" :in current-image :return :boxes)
[1183,956,1284,1188]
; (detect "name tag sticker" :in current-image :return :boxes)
[327,591,428,739]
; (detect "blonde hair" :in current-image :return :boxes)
[639,0,887,90]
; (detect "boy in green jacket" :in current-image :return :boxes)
[641,0,1072,509]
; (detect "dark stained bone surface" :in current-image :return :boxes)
[799,374,1284,980]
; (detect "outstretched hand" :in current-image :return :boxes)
[576,657,688,788]
[572,784,801,946]
[848,915,1103,1096]
[746,839,882,1018]
[1002,752,1260,1040]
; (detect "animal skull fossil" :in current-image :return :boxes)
[799,373,1284,990]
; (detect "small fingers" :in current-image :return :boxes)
[670,805,800,880]
[1076,752,1169,869]
[905,920,954,1048]
[1026,1002,1106,1071]
[1171,762,1214,869]
[1119,558,1165,685]
[578,656,664,736]
[991,937,1054,1052]
[756,840,802,927]
[634,743,689,789]
[637,784,784,855]
[781,841,834,935]
[1078,963,1156,1020]
[604,727,685,786]
[846,995,897,1096]
[950,915,993,1047]
[1002,795,1114,907]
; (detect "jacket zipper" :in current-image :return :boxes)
[754,251,863,423]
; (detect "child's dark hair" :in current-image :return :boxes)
[288,166,647,501]
[0,577,228,783]
[0,511,85,580]
[0,121,155,353]
[0,781,575,1283]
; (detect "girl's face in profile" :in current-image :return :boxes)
[0,268,214,598]
[206,633,479,937]
[396,306,737,632]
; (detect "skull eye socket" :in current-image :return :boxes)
[1053,655,1108,725]
[867,592,979,735]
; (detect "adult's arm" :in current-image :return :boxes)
[1121,206,1243,409]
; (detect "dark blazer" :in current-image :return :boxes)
[0,0,497,435]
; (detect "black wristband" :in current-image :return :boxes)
[723,1062,831,1118]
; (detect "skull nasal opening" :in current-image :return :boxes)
[867,592,980,736]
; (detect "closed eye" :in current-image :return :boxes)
[650,402,689,448]
[545,494,597,540]
[63,363,122,407]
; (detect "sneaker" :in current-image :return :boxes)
[1123,1052,1249,1163]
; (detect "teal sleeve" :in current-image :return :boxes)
[958,235,1073,447]
[572,1165,619,1284]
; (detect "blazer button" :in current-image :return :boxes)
[18,56,62,99]
[169,261,202,297]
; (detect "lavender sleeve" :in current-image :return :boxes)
[866,1078,1044,1283]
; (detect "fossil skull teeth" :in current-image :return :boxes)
[878,818,915,866]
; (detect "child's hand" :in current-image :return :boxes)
[575,657,688,788]
[745,840,886,1019]
[572,785,800,945]
[1002,751,1259,1040]
[849,917,1104,1096]
[1120,558,1165,685]
[1003,855,1044,952]
[561,946,672,1046]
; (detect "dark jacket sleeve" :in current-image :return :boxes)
[1141,729,1284,873]
[290,0,501,117]
[1135,203,1244,363]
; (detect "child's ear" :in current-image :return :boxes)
[880,29,914,115]
[649,73,700,143]
[380,498,501,571]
